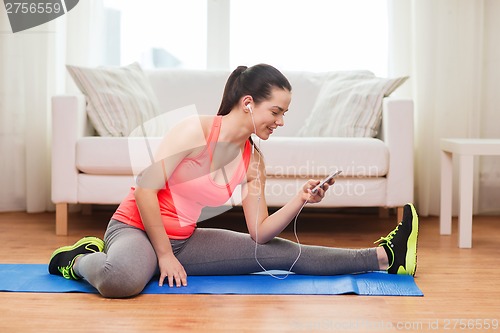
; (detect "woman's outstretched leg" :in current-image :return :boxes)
[177,228,381,276]
[177,203,418,277]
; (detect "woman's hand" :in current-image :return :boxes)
[301,178,335,203]
[158,252,188,288]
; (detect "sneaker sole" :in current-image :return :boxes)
[49,236,105,262]
[405,203,419,276]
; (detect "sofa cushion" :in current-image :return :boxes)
[263,177,388,207]
[76,137,162,175]
[255,137,388,177]
[78,174,136,204]
[77,136,388,178]
[298,72,408,137]
[67,62,161,137]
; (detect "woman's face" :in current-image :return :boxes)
[252,87,291,140]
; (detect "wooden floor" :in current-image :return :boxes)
[1,208,499,333]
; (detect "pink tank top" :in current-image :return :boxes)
[112,116,251,239]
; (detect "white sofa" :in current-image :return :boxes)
[52,69,414,235]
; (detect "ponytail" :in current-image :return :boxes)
[217,66,248,116]
[217,64,291,116]
[217,64,292,152]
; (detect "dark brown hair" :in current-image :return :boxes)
[217,64,292,116]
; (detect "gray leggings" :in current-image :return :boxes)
[74,219,380,298]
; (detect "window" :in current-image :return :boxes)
[103,0,388,76]
[230,0,388,76]
[103,0,207,69]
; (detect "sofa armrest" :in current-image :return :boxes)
[381,98,414,207]
[51,95,87,204]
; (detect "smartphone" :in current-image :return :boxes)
[311,170,342,194]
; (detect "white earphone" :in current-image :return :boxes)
[245,102,259,185]
[247,103,257,143]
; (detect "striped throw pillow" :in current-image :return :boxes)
[298,72,408,137]
[66,62,161,137]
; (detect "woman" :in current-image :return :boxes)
[49,64,419,298]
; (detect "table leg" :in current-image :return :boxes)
[458,154,473,248]
[440,150,453,235]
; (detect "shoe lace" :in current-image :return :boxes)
[374,222,402,245]
[57,255,82,280]
[58,265,73,279]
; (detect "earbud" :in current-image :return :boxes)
[247,104,253,114]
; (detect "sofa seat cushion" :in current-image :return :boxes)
[263,177,387,207]
[76,136,388,178]
[260,137,388,177]
[76,137,162,175]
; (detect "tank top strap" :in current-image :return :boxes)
[207,115,222,162]
[242,140,252,170]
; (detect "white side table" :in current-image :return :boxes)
[440,138,500,248]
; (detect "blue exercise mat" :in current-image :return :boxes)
[0,264,423,296]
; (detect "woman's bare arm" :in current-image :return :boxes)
[134,116,209,286]
[241,151,332,244]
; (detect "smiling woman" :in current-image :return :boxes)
[48,63,420,298]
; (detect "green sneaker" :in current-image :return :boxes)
[375,204,419,276]
[48,236,105,280]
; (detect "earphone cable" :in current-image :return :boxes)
[251,131,308,280]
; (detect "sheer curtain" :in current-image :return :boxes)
[388,0,500,216]
[0,13,60,212]
[0,1,104,212]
